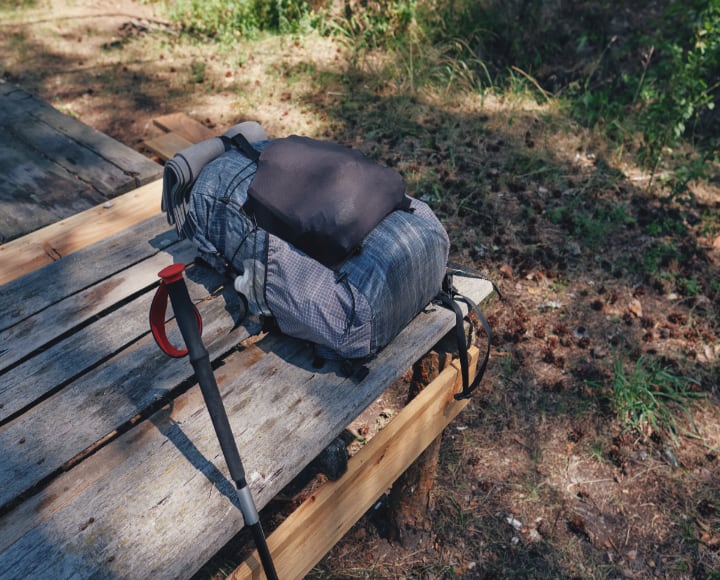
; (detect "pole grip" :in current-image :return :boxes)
[157,264,247,486]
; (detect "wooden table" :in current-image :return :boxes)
[0,81,161,243]
[0,122,493,579]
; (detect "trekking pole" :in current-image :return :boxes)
[150,263,278,580]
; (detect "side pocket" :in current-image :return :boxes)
[264,235,373,359]
[333,277,372,359]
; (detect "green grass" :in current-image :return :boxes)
[546,198,636,247]
[642,241,683,277]
[609,354,704,444]
[153,0,719,190]
[162,0,317,39]
[0,0,38,9]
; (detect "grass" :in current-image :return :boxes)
[609,354,704,444]
[546,198,636,247]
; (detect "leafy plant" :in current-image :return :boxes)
[546,199,635,247]
[337,0,418,50]
[555,0,720,197]
[190,61,206,83]
[638,1,720,179]
[163,0,317,40]
[642,241,683,277]
[678,276,703,296]
[609,354,703,444]
[645,216,687,237]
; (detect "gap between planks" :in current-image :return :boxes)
[0,179,164,286]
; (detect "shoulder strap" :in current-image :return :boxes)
[226,133,261,162]
[437,265,500,400]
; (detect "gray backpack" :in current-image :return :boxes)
[162,123,490,397]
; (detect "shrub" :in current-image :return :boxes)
[165,0,317,39]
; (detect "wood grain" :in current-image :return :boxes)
[0,214,178,332]
[144,132,194,162]
[0,256,240,422]
[0,241,197,372]
[28,101,160,188]
[0,84,160,243]
[0,138,107,242]
[0,178,165,285]
[152,113,216,143]
[0,273,250,509]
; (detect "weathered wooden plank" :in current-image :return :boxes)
[0,260,237,423]
[0,138,107,242]
[233,349,477,580]
[144,132,193,162]
[9,113,140,197]
[0,273,253,510]
[0,80,20,96]
[0,84,162,242]
[152,113,216,143]
[0,242,198,372]
[29,101,161,188]
[0,85,160,188]
[0,335,327,578]
[0,360,259,578]
[0,85,44,118]
[0,214,178,332]
[0,278,493,578]
[0,290,156,423]
[0,178,164,285]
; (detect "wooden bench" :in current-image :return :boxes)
[0,116,494,578]
[0,113,211,285]
[0,82,162,244]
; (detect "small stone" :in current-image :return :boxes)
[628,298,643,318]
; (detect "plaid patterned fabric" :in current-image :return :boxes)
[265,196,448,358]
[188,146,271,316]
[187,146,449,359]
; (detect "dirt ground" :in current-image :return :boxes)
[2,1,719,578]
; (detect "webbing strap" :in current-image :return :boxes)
[436,265,497,399]
[228,133,261,162]
[454,293,492,400]
[437,291,470,392]
[436,290,491,400]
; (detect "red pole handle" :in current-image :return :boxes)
[149,263,203,358]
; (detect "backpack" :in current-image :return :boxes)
[162,123,493,398]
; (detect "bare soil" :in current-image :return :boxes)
[2,1,719,578]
